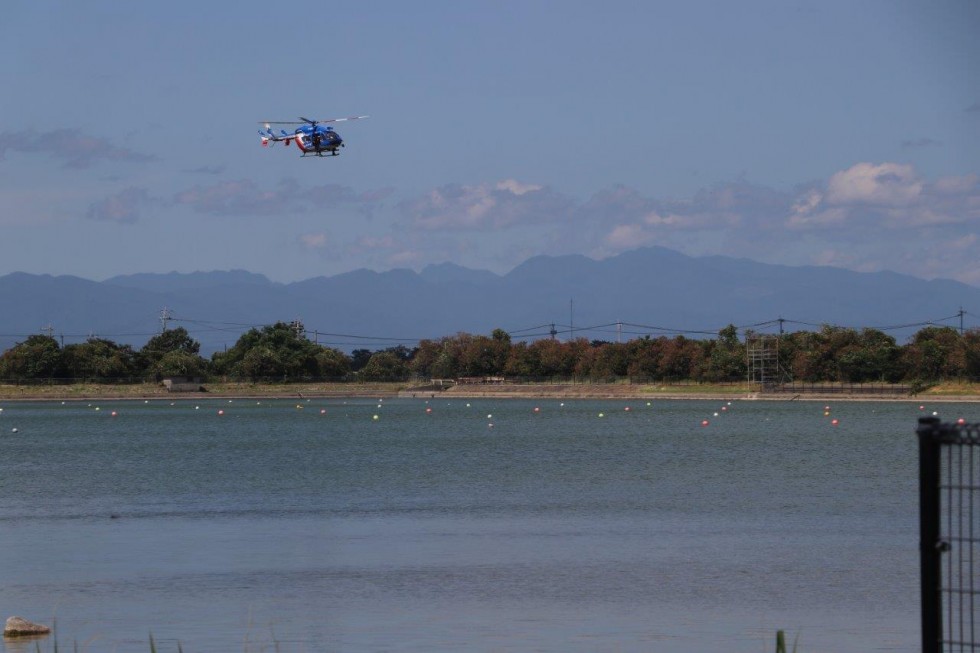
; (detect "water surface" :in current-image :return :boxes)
[0,397,951,651]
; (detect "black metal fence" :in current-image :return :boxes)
[918,417,980,652]
[771,381,912,395]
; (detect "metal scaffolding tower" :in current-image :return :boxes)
[746,333,786,390]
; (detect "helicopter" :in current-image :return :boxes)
[258,115,368,157]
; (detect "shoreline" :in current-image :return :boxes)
[2,381,980,403]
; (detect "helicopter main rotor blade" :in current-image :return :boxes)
[258,115,368,126]
[317,115,369,124]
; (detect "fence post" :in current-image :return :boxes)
[918,416,942,653]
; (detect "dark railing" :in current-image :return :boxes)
[771,381,911,395]
[918,417,980,652]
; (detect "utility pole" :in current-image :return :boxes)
[617,321,622,343]
[959,306,965,335]
[569,299,574,341]
[778,317,785,335]
[549,323,557,341]
[41,324,54,338]
[159,307,172,333]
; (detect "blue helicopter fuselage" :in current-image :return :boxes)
[294,125,343,155]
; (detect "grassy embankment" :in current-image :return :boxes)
[1,380,980,401]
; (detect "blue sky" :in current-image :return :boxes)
[2,1,978,285]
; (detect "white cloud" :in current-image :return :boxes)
[0,129,155,168]
[949,234,977,251]
[282,161,980,286]
[399,180,574,230]
[85,187,152,223]
[388,249,425,266]
[786,206,848,228]
[788,163,980,230]
[300,233,328,249]
[825,162,922,206]
[604,224,656,249]
[173,179,387,216]
[355,235,399,250]
[496,179,542,195]
[173,179,286,215]
[935,174,980,194]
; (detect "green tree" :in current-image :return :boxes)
[350,349,373,372]
[590,342,630,380]
[211,322,326,380]
[359,350,410,381]
[410,339,443,379]
[459,331,511,377]
[703,325,746,382]
[527,339,577,378]
[902,326,964,381]
[963,329,980,380]
[140,327,205,379]
[626,337,663,381]
[316,347,352,379]
[63,338,139,380]
[837,329,902,383]
[504,341,537,377]
[427,333,473,379]
[0,334,65,381]
[154,350,207,378]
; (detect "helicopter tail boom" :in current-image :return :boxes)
[258,127,294,147]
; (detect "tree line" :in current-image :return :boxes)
[1,321,978,385]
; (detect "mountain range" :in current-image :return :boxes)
[1,247,976,356]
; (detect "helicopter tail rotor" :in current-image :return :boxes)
[258,126,294,148]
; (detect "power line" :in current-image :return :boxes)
[2,309,979,353]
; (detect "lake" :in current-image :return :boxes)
[0,396,957,652]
